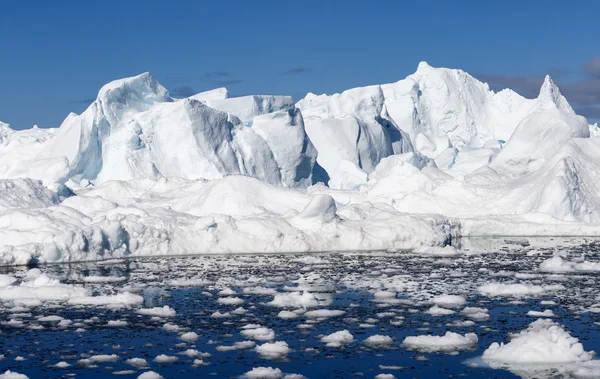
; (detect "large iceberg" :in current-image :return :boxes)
[0,62,599,265]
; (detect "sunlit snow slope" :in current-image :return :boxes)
[0,62,598,265]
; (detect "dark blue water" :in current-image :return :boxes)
[1,238,599,378]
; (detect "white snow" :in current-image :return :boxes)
[136,306,176,317]
[137,372,163,379]
[243,367,283,379]
[320,330,354,347]
[402,331,478,352]
[482,319,594,365]
[255,341,290,359]
[363,335,394,348]
[432,295,466,308]
[241,325,276,341]
[153,354,178,363]
[0,63,600,265]
[180,331,199,342]
[478,283,564,297]
[0,372,29,379]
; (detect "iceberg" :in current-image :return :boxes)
[0,62,599,265]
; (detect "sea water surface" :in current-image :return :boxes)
[1,237,600,379]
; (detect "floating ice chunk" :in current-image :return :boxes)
[268,292,319,308]
[304,309,346,318]
[218,288,237,296]
[460,307,490,321]
[162,323,181,332]
[482,319,594,365]
[89,354,119,362]
[527,309,555,317]
[0,371,29,379]
[277,311,300,320]
[241,325,276,341]
[364,335,394,348]
[83,276,127,283]
[53,361,70,368]
[178,349,204,357]
[413,246,461,256]
[216,341,256,352]
[0,275,16,288]
[402,331,478,353]
[242,366,283,379]
[126,358,147,368]
[137,372,163,379]
[478,283,564,297]
[539,256,600,273]
[154,354,178,363]
[243,286,278,296]
[180,332,199,342]
[68,292,143,307]
[217,296,244,305]
[293,256,329,265]
[320,330,354,347]
[374,375,396,379]
[136,306,176,317]
[427,305,455,316]
[38,315,63,322]
[433,295,466,309]
[107,320,128,327]
[255,341,290,359]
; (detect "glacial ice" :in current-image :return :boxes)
[0,62,599,265]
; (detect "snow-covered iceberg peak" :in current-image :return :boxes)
[97,72,172,108]
[537,75,574,114]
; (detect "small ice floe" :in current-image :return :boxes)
[426,305,455,316]
[277,311,300,320]
[432,295,466,308]
[137,372,163,379]
[460,307,490,321]
[478,282,564,297]
[412,246,461,257]
[363,335,394,348]
[374,375,396,379]
[89,354,119,363]
[255,341,290,359]
[154,354,178,363]
[243,286,278,296]
[68,292,143,307]
[242,367,282,379]
[526,309,555,317]
[539,256,600,273]
[83,276,127,283]
[303,309,345,318]
[320,330,354,348]
[402,331,478,353]
[216,341,256,352]
[217,297,245,305]
[180,331,199,342]
[107,320,128,327]
[482,319,593,368]
[125,358,147,368]
[0,371,29,379]
[241,324,276,341]
[268,292,319,308]
[293,256,329,265]
[136,306,176,317]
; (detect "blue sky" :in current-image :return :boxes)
[0,0,598,129]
